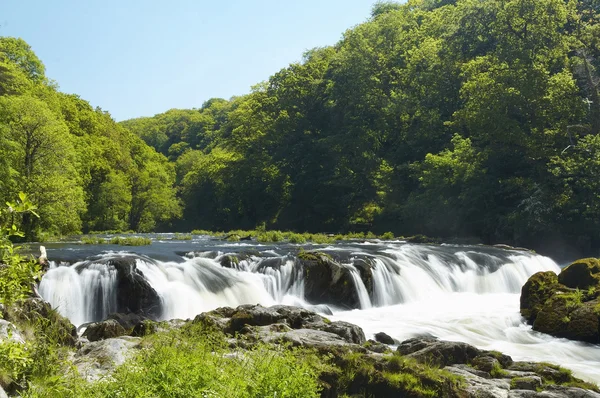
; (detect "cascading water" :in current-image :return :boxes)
[38,238,600,383]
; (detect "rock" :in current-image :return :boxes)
[298,251,367,309]
[219,304,366,345]
[0,385,6,398]
[320,321,365,345]
[472,355,501,373]
[261,328,355,350]
[83,319,128,342]
[510,376,542,391]
[397,337,482,367]
[558,258,600,290]
[219,254,239,269]
[226,304,283,334]
[74,336,141,382]
[131,320,158,337]
[520,271,559,323]
[566,300,600,343]
[5,298,77,346]
[445,365,511,398]
[374,331,395,345]
[521,259,600,344]
[0,319,24,343]
[107,257,162,319]
[107,312,147,329]
[364,339,390,353]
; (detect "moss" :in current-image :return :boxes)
[520,271,559,323]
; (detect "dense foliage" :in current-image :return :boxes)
[3,0,600,257]
[0,38,181,238]
[123,0,600,257]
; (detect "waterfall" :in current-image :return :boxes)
[39,243,558,326]
[38,240,600,385]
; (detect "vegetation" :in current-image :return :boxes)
[0,38,181,240]
[118,0,600,257]
[3,1,600,257]
[80,235,152,246]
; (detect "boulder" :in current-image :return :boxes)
[397,337,482,367]
[520,271,559,323]
[74,336,141,382]
[374,331,395,345]
[558,258,600,290]
[298,251,366,309]
[521,258,600,344]
[107,257,162,319]
[83,319,128,342]
[107,312,147,329]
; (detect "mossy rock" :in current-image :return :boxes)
[520,271,559,323]
[566,299,600,343]
[558,258,600,290]
[532,294,571,337]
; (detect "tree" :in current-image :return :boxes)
[0,95,85,237]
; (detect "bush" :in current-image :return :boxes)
[109,236,152,246]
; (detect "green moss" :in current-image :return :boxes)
[490,362,508,378]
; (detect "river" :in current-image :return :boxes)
[37,234,600,383]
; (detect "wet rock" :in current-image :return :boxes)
[298,251,366,309]
[74,336,141,382]
[374,331,395,345]
[83,319,127,342]
[219,254,239,269]
[107,257,162,319]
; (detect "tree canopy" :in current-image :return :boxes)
[3,0,600,258]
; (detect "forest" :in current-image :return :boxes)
[2,0,600,258]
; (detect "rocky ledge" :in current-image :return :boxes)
[71,304,599,398]
[520,258,600,343]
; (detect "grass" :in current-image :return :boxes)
[22,322,323,398]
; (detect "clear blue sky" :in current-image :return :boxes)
[2,1,377,121]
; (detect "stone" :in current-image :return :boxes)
[0,319,23,343]
[397,337,482,367]
[374,331,395,345]
[83,319,128,342]
[520,271,559,323]
[510,376,542,391]
[558,258,600,290]
[74,336,141,382]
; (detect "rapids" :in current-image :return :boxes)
[38,235,600,383]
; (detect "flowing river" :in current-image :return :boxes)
[37,235,600,383]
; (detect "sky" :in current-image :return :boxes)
[1,0,376,121]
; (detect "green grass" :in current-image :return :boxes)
[22,322,323,398]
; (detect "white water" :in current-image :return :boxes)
[38,243,600,384]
